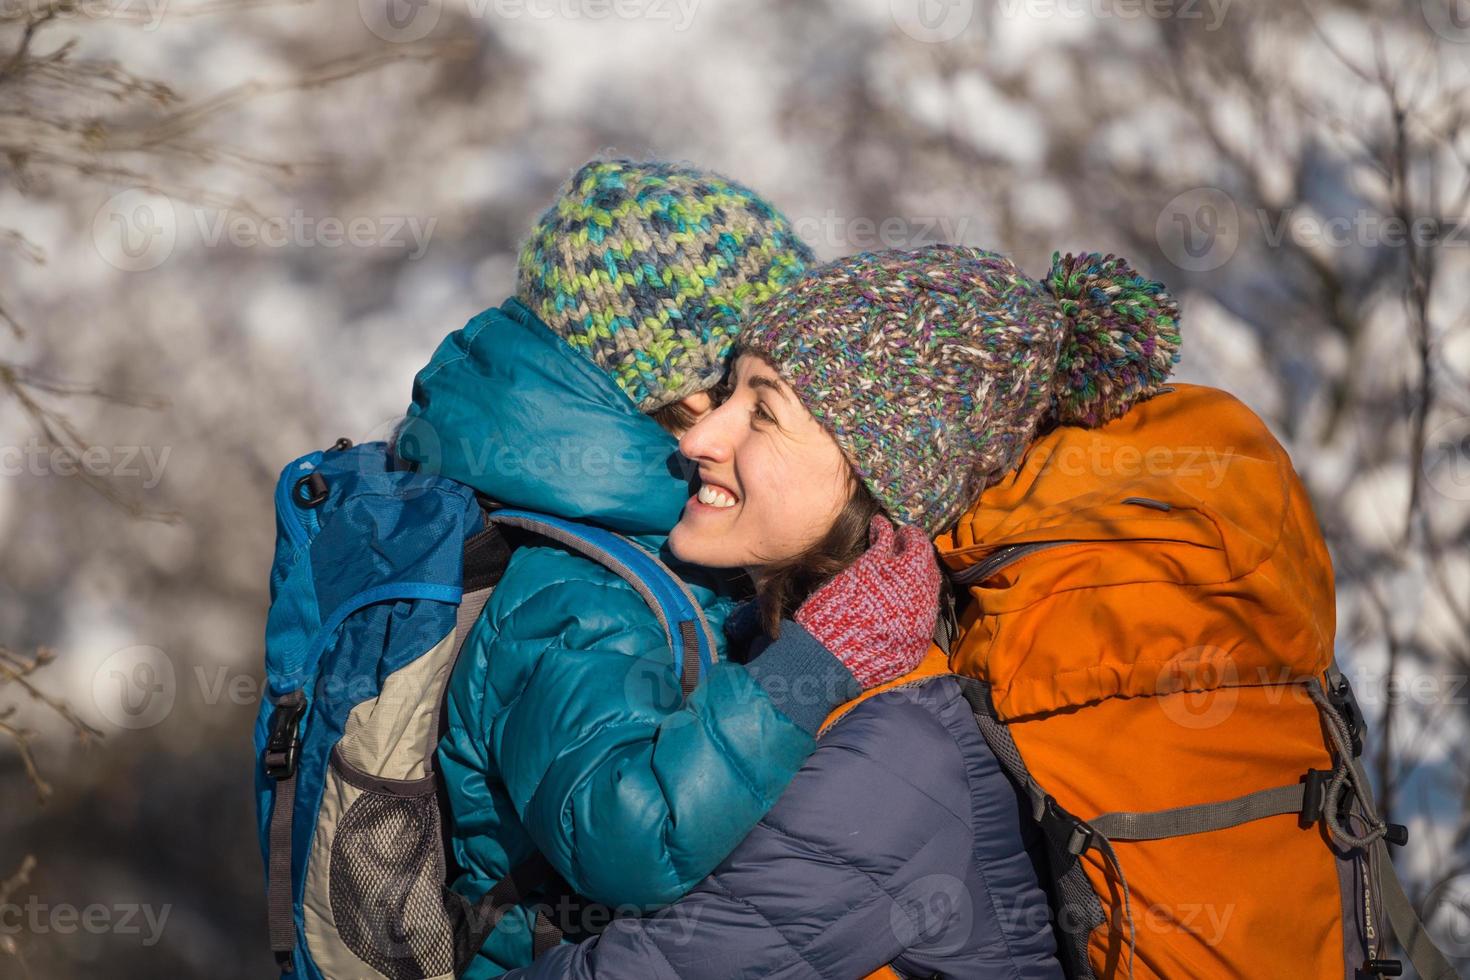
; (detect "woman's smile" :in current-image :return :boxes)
[691,475,741,512]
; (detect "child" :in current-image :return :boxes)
[396,161,943,976]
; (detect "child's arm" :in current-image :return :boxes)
[474,543,856,909]
[479,517,939,909]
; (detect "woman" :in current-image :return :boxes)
[502,244,1181,978]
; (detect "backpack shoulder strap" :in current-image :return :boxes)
[954,675,1106,980]
[485,509,719,697]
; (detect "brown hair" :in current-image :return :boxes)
[650,399,700,435]
[753,475,884,636]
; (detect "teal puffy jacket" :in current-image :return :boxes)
[397,300,851,977]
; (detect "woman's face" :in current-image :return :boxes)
[669,353,853,575]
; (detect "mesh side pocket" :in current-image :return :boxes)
[330,789,456,980]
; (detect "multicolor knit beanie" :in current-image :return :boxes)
[738,244,1183,535]
[517,159,815,412]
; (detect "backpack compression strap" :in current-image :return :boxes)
[485,509,719,696]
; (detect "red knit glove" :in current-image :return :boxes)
[793,515,942,689]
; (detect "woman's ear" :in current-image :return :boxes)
[679,390,714,416]
[650,390,715,437]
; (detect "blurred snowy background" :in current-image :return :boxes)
[2,0,1468,975]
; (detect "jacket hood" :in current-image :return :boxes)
[936,383,1337,720]
[397,299,694,536]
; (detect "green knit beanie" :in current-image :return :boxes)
[739,245,1184,535]
[517,159,815,412]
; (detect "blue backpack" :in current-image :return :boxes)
[254,438,718,979]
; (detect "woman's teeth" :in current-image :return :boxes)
[697,484,738,509]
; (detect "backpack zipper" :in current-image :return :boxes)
[952,539,1080,585]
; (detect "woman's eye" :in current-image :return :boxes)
[751,403,775,425]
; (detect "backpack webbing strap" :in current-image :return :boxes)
[452,852,566,974]
[485,510,718,697]
[1087,783,1309,842]
[1376,834,1460,978]
[263,688,307,971]
[1344,751,1461,980]
[953,676,1105,980]
[267,774,296,963]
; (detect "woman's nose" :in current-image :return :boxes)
[678,399,735,463]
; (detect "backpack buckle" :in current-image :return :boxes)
[1039,796,1096,856]
[293,472,329,509]
[1300,768,1330,828]
[1327,673,1365,758]
[1365,958,1403,976]
[264,692,306,780]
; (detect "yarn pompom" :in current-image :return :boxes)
[1044,251,1182,427]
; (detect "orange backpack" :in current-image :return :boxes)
[922,384,1458,979]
